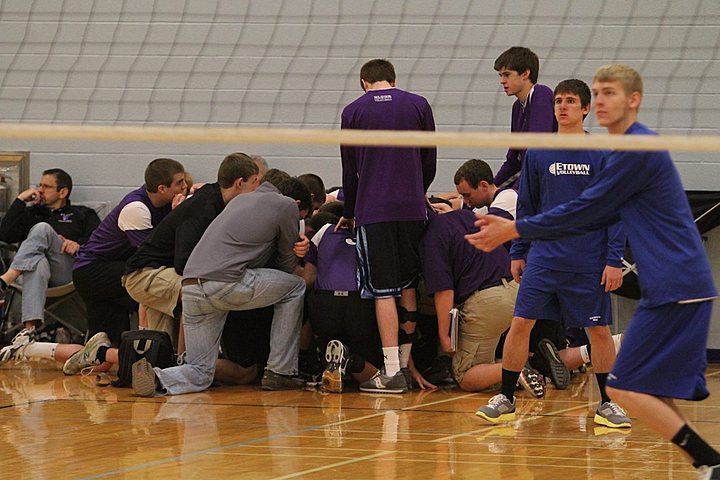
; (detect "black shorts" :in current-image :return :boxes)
[221,306,274,368]
[356,220,425,298]
[307,290,383,369]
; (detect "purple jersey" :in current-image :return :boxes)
[494,84,557,188]
[74,186,170,269]
[340,87,437,226]
[306,225,359,292]
[421,209,510,302]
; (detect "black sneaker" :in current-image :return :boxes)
[422,356,456,387]
[537,338,571,389]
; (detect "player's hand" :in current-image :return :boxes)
[439,332,454,353]
[465,214,520,252]
[430,202,453,214]
[408,360,437,391]
[601,265,623,292]
[172,193,186,209]
[58,235,80,256]
[19,186,40,204]
[293,234,310,258]
[189,182,206,195]
[511,259,526,284]
[335,216,355,232]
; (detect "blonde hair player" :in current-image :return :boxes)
[466,64,720,479]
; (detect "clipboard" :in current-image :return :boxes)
[449,308,460,352]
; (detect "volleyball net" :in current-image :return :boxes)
[1,0,719,196]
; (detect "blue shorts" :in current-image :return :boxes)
[608,300,712,401]
[514,263,612,328]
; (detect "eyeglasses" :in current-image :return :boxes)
[37,184,60,190]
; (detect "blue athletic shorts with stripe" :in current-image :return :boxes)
[514,263,612,328]
[607,300,712,401]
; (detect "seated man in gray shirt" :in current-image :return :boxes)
[131,177,312,395]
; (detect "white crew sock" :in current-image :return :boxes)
[24,342,58,360]
[382,347,400,376]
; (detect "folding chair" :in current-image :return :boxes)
[1,281,88,344]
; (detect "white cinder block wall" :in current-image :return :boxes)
[1,0,719,347]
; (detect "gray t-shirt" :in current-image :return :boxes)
[183,182,300,282]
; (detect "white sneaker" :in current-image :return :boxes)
[0,328,36,364]
[697,464,720,480]
[62,332,111,375]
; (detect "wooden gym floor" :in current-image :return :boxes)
[0,359,718,479]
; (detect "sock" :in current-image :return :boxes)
[501,368,521,402]
[96,346,108,364]
[398,343,412,368]
[382,347,400,376]
[23,342,58,360]
[671,424,720,468]
[595,372,611,404]
[580,344,592,364]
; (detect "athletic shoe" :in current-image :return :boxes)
[475,393,516,423]
[261,370,306,390]
[594,401,632,428]
[62,332,111,375]
[422,355,456,387]
[359,368,408,394]
[0,328,36,364]
[132,358,160,397]
[537,338,571,389]
[697,464,720,480]
[400,367,413,391]
[322,340,349,393]
[518,364,544,398]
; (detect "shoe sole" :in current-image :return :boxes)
[132,359,157,397]
[359,386,407,394]
[538,339,571,389]
[322,370,342,393]
[518,371,544,399]
[593,413,631,428]
[475,409,516,423]
[322,341,346,393]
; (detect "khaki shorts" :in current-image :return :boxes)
[452,279,518,384]
[122,267,182,344]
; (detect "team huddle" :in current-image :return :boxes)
[0,46,718,479]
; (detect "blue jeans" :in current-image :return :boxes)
[10,223,74,324]
[155,268,305,395]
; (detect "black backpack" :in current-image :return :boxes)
[111,330,175,388]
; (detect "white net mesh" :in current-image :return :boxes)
[0,0,719,200]
[1,0,719,133]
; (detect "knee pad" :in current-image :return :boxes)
[397,305,418,325]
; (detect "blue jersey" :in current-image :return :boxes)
[517,122,717,307]
[511,148,625,273]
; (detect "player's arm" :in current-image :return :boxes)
[433,289,456,353]
[420,100,438,192]
[516,150,648,241]
[601,220,626,292]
